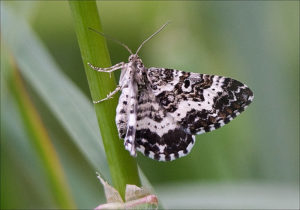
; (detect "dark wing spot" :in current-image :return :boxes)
[126,126,135,136]
[184,79,190,88]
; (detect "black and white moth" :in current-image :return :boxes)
[88,23,254,161]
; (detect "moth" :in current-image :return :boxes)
[88,22,254,161]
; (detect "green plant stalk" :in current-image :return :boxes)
[69,1,141,199]
[9,60,76,209]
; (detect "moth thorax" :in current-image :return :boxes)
[134,63,146,85]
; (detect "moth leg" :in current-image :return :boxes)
[93,85,121,104]
[88,62,124,73]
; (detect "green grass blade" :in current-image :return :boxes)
[8,63,76,209]
[69,1,141,198]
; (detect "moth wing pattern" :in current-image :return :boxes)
[146,67,254,135]
[115,66,253,161]
[116,67,253,161]
[115,75,195,161]
[115,84,130,140]
[134,85,195,161]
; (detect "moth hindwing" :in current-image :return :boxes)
[88,23,254,162]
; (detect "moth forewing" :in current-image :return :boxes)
[123,81,139,156]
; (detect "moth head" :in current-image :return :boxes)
[128,54,144,68]
[128,54,139,62]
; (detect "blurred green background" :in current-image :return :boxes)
[1,1,299,209]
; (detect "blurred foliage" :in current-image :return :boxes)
[1,1,299,209]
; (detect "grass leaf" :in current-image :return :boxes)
[9,63,76,208]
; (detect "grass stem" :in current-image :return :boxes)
[69,1,141,199]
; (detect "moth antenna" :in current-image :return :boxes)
[88,27,133,55]
[135,21,171,55]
